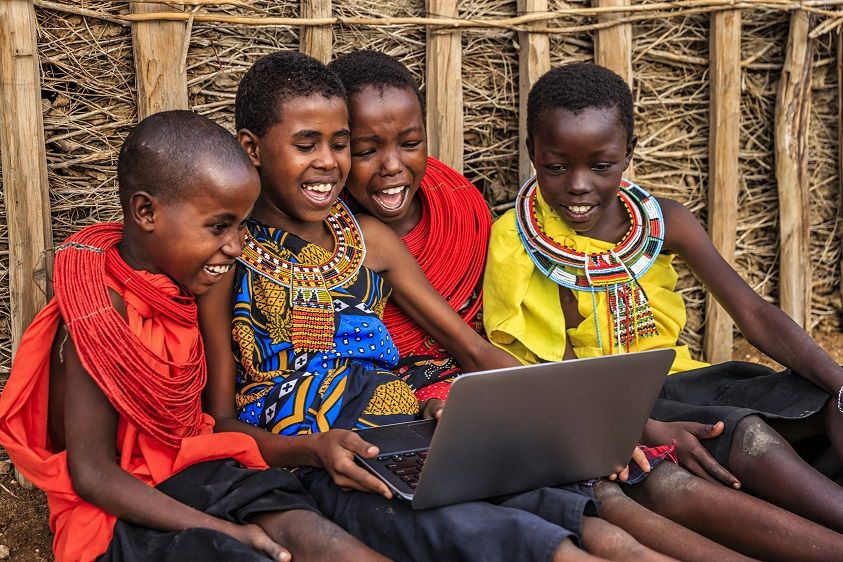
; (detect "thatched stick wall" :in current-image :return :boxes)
[0,1,841,377]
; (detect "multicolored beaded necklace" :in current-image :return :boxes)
[515,177,663,353]
[238,199,365,353]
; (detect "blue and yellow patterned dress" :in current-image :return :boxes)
[233,203,420,436]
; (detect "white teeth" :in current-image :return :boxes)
[568,205,592,214]
[380,186,407,195]
[204,264,232,276]
[303,183,334,193]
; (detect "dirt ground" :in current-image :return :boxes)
[1,331,841,561]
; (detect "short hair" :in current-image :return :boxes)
[117,110,252,209]
[235,50,346,137]
[527,62,634,143]
[328,50,425,114]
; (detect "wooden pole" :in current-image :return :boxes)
[0,0,53,356]
[517,0,550,186]
[838,30,843,318]
[595,0,633,177]
[775,10,813,330]
[704,9,741,364]
[1,0,53,491]
[426,0,463,173]
[301,0,332,63]
[131,2,189,117]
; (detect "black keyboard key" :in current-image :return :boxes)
[394,466,419,476]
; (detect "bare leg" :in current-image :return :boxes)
[728,413,843,532]
[593,480,753,562]
[580,516,677,562]
[552,538,610,562]
[626,461,843,562]
[252,509,392,562]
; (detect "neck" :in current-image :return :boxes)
[389,193,424,238]
[117,228,159,275]
[252,197,335,250]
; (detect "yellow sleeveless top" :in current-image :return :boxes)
[483,188,707,374]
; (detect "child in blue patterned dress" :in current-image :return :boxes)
[198,51,677,562]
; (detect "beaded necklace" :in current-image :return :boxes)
[384,157,490,357]
[53,223,206,448]
[238,199,365,353]
[515,177,663,353]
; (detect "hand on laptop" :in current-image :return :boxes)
[643,419,741,489]
[311,429,394,498]
[421,398,445,420]
[607,446,650,482]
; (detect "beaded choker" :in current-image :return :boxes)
[239,200,365,353]
[515,177,664,353]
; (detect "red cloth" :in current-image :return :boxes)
[0,233,267,562]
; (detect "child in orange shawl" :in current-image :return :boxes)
[0,111,387,562]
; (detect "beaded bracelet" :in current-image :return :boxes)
[838,386,843,414]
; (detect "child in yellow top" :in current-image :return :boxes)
[485,62,843,560]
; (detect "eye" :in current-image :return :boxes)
[295,144,315,153]
[352,148,376,158]
[545,164,566,173]
[332,141,349,151]
[592,163,613,172]
[403,140,422,149]
[209,223,229,234]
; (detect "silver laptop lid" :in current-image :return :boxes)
[411,348,675,509]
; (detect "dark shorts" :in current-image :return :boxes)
[297,467,597,562]
[98,459,320,562]
[651,361,831,467]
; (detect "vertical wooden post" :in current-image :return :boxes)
[0,0,52,357]
[837,30,843,317]
[775,10,813,330]
[704,10,741,364]
[595,0,633,177]
[595,0,633,85]
[301,0,332,64]
[426,0,463,173]
[131,2,189,117]
[517,0,550,186]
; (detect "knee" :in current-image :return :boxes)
[731,415,784,462]
[634,462,700,509]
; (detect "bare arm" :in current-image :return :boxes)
[661,197,843,394]
[198,271,393,497]
[360,216,518,373]
[62,311,287,559]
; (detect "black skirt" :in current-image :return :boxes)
[98,459,319,562]
[651,361,831,467]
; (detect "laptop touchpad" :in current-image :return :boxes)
[355,420,435,453]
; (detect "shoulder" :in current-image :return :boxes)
[656,197,700,242]
[490,209,519,238]
[358,214,403,273]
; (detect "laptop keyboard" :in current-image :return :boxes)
[376,450,428,488]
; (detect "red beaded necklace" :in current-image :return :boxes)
[384,157,491,357]
[52,223,206,448]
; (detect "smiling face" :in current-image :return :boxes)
[528,105,635,241]
[240,94,351,231]
[140,163,260,295]
[346,86,427,236]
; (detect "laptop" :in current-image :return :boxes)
[354,348,674,509]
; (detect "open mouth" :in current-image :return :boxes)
[563,203,597,222]
[204,264,232,277]
[302,182,336,205]
[371,185,409,212]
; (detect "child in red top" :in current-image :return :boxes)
[0,111,386,562]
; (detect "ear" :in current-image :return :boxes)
[238,129,261,167]
[624,135,638,170]
[127,191,158,233]
[526,136,536,165]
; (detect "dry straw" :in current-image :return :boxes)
[0,0,841,375]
